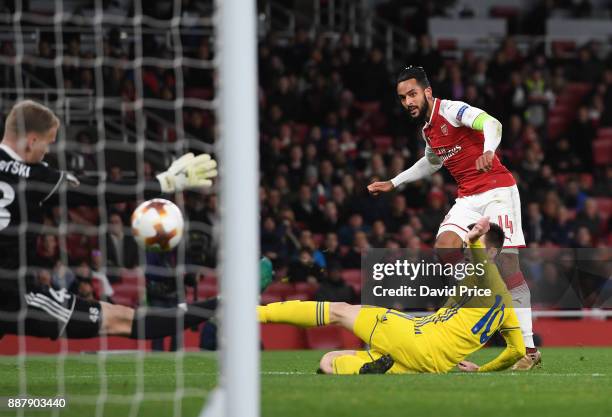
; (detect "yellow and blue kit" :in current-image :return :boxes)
[340,240,526,374]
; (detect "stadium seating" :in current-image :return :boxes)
[593,138,612,165]
[263,282,296,301]
[261,324,307,350]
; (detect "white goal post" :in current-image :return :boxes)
[200,1,260,417]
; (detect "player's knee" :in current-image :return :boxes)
[435,232,463,249]
[329,302,352,323]
[100,302,134,336]
[319,351,338,374]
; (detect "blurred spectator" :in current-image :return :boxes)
[145,251,180,351]
[36,234,60,269]
[261,216,284,261]
[322,232,341,267]
[105,212,139,282]
[287,249,323,284]
[91,249,115,302]
[51,260,75,291]
[524,202,543,243]
[319,201,341,234]
[574,199,602,241]
[536,262,569,306]
[385,194,411,233]
[567,106,595,167]
[338,213,367,246]
[314,261,355,303]
[299,230,326,268]
[36,269,52,288]
[342,231,370,268]
[369,220,387,248]
[69,261,98,301]
[420,189,447,243]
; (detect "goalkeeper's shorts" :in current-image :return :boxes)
[0,286,102,340]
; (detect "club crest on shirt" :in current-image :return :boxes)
[441,124,448,136]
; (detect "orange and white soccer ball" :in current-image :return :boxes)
[131,198,184,252]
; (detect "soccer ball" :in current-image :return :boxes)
[131,198,184,252]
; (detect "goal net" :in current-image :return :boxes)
[0,0,258,416]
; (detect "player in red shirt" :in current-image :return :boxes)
[368,66,541,370]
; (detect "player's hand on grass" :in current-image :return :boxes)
[457,360,479,372]
[157,153,218,193]
[465,216,490,245]
[475,151,494,172]
[367,180,394,196]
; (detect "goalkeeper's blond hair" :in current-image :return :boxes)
[4,100,60,137]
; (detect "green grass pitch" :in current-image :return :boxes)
[0,347,611,417]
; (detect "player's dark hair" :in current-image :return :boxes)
[396,65,431,88]
[467,222,505,249]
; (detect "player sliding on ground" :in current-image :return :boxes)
[367,66,539,370]
[258,217,526,374]
[0,99,225,342]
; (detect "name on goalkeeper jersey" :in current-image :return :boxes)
[0,160,31,177]
[372,260,486,281]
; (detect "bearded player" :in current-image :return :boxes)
[0,100,227,342]
[367,66,540,370]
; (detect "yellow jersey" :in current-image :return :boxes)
[351,240,526,374]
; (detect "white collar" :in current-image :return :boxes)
[0,143,24,162]
[423,98,437,128]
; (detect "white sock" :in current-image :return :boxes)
[510,282,535,349]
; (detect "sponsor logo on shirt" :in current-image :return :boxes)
[441,123,448,135]
[437,145,462,162]
[456,105,469,122]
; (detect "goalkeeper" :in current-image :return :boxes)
[258,217,526,374]
[0,99,225,341]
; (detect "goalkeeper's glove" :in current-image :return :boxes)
[156,153,218,193]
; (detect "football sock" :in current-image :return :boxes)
[257,301,329,327]
[332,354,368,375]
[129,300,216,339]
[509,279,536,349]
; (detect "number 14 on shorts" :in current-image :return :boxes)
[497,215,513,234]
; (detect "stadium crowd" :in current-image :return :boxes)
[1,0,610,308]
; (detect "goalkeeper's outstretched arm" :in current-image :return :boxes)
[44,153,217,207]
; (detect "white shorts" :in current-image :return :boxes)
[437,185,526,250]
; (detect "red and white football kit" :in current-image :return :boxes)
[393,98,526,249]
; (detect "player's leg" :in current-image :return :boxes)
[4,286,216,340]
[482,185,540,369]
[113,256,274,338]
[100,299,216,338]
[435,197,481,266]
[257,301,361,331]
[318,350,398,375]
[318,350,361,374]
